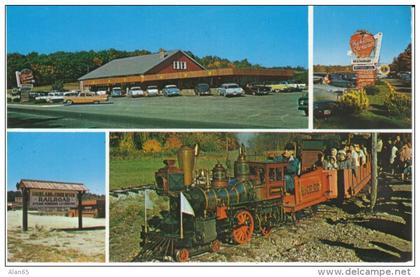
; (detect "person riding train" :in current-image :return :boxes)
[273,143,301,194]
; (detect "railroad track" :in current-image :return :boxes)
[110,184,155,198]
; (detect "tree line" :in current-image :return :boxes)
[7,49,307,88]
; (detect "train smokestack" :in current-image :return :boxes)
[177,145,197,186]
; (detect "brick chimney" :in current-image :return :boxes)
[159,48,166,59]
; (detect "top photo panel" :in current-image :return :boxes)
[313,6,413,129]
[7,6,308,129]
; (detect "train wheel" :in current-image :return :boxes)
[261,226,272,237]
[175,248,189,262]
[210,240,221,253]
[232,210,254,244]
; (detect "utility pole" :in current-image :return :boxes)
[370,133,378,212]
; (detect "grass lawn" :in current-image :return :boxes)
[110,151,241,190]
[315,82,411,129]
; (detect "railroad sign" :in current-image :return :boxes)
[29,189,79,209]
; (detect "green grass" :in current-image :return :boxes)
[110,152,239,190]
[315,82,411,129]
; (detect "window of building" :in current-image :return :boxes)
[172,61,187,70]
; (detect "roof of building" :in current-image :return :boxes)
[17,179,88,192]
[79,50,205,81]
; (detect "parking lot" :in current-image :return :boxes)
[8,92,308,128]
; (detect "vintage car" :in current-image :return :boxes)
[146,85,159,96]
[128,86,146,97]
[217,83,244,97]
[194,83,211,96]
[269,81,305,92]
[162,85,181,96]
[298,93,308,116]
[111,87,123,97]
[314,100,337,119]
[64,92,109,105]
[245,84,271,95]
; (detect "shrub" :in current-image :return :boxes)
[364,85,380,95]
[164,136,183,153]
[143,139,162,153]
[384,91,411,117]
[52,80,64,91]
[338,88,369,114]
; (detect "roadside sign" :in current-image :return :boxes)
[353,65,376,71]
[350,31,376,58]
[29,189,79,209]
[351,57,374,65]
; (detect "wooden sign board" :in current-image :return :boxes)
[29,189,79,209]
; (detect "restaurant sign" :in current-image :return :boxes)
[29,189,79,209]
[350,30,376,58]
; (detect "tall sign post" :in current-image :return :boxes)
[349,30,383,89]
[15,68,35,103]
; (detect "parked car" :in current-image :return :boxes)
[314,100,337,119]
[146,85,159,96]
[245,84,271,95]
[217,83,244,97]
[269,81,305,92]
[162,85,180,97]
[96,90,107,96]
[111,87,123,97]
[128,87,146,97]
[194,83,211,96]
[45,92,65,103]
[64,92,109,105]
[64,91,79,97]
[298,93,308,116]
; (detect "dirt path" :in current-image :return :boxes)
[7,211,105,262]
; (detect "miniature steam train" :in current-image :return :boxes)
[139,144,372,262]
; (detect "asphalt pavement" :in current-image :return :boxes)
[8,92,308,129]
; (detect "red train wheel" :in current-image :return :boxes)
[175,248,189,262]
[261,226,272,237]
[232,210,254,244]
[210,240,221,252]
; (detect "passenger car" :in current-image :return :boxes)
[128,87,145,97]
[111,87,123,97]
[245,84,271,95]
[314,100,337,118]
[194,83,211,96]
[64,92,109,105]
[162,85,180,97]
[217,83,244,97]
[146,85,159,96]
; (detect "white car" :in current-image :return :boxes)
[217,83,244,97]
[96,90,107,96]
[146,85,159,96]
[128,87,145,97]
[46,92,65,103]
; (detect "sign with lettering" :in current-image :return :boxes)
[350,31,376,58]
[29,189,79,209]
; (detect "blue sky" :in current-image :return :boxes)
[314,6,412,65]
[6,6,308,68]
[7,132,105,194]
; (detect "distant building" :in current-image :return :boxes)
[67,199,106,218]
[79,49,295,91]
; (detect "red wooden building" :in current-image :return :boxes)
[79,49,295,91]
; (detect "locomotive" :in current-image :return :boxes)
[139,142,372,262]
